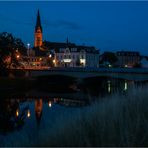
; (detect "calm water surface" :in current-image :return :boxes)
[0,76,147,146]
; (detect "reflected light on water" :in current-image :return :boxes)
[48,101,52,107]
[16,109,19,117]
[124,81,128,91]
[27,110,31,118]
[107,81,111,93]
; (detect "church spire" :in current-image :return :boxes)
[66,37,69,44]
[34,9,43,48]
[35,9,42,32]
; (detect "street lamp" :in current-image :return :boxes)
[27,43,30,68]
[53,59,57,67]
[27,43,30,57]
[49,54,52,58]
[16,54,20,59]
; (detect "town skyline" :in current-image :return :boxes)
[0,1,148,55]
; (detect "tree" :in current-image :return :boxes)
[0,32,27,73]
[100,52,118,65]
[133,62,142,68]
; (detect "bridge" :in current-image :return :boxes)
[13,67,148,81]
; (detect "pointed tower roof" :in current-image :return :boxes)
[35,9,42,32]
[66,37,69,44]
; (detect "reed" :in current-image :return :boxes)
[38,85,148,147]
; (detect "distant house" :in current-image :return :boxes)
[55,45,99,67]
[116,51,140,67]
[140,56,148,68]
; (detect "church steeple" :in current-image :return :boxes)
[34,9,43,48]
[35,9,42,32]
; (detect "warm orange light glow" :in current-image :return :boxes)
[39,57,42,61]
[16,109,19,117]
[53,59,56,63]
[27,110,31,118]
[16,55,20,59]
[48,101,52,107]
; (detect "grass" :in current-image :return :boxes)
[2,85,148,147]
[29,85,148,147]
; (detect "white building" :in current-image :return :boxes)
[55,46,99,67]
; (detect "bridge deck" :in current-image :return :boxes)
[9,67,148,81]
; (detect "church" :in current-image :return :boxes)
[25,10,100,68]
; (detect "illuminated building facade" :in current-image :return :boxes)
[23,10,99,69]
[55,46,99,67]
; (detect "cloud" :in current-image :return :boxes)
[42,19,82,30]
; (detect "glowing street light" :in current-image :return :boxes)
[53,59,55,63]
[27,43,30,57]
[27,43,30,49]
[16,54,20,59]
[49,54,52,58]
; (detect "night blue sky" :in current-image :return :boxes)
[0,1,148,55]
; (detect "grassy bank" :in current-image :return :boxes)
[2,85,148,147]
[36,85,148,147]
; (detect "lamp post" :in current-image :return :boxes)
[27,43,30,68]
[27,43,30,57]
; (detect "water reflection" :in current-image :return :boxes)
[0,99,27,134]
[48,101,52,107]
[35,99,43,125]
[0,77,147,136]
[0,97,87,135]
[27,109,31,118]
[107,80,111,93]
[16,109,19,117]
[124,80,128,91]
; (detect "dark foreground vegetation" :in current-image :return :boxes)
[1,85,148,147]
[38,86,148,147]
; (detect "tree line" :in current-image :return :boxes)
[0,32,27,75]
